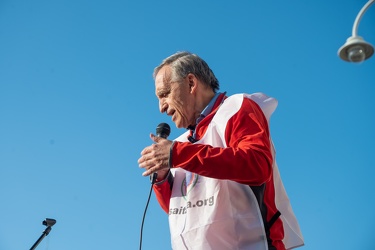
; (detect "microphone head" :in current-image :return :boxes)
[156,123,171,139]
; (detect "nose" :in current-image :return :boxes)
[159,99,167,113]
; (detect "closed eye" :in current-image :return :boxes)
[157,88,171,99]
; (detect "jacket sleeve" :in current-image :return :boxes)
[152,171,173,214]
[171,98,273,186]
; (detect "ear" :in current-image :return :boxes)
[187,73,197,94]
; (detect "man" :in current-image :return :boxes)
[138,52,303,250]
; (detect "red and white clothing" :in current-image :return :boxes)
[154,93,304,250]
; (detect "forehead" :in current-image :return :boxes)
[155,66,172,90]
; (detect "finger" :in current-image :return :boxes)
[138,155,153,168]
[140,144,153,156]
[137,156,146,165]
[142,170,150,176]
[141,157,164,176]
[150,133,163,143]
[150,134,160,143]
[142,166,155,177]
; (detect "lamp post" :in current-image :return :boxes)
[338,0,374,62]
[29,218,56,250]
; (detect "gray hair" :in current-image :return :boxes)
[153,51,219,92]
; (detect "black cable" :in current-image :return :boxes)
[139,174,157,250]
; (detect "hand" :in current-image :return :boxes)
[138,133,173,177]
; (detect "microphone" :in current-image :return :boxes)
[151,123,171,183]
[156,122,171,139]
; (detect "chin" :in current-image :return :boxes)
[174,120,187,129]
[175,123,184,129]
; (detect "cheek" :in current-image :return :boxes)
[172,100,189,122]
[170,93,185,110]
[177,102,195,124]
[170,90,195,124]
[174,102,186,117]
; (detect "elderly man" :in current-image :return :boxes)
[138,52,303,250]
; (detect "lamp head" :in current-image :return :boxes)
[42,218,56,227]
[338,36,374,63]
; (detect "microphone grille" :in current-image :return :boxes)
[156,123,171,138]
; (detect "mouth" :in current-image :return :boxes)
[168,110,176,120]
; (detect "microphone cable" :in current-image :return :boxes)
[139,123,170,249]
[139,173,157,250]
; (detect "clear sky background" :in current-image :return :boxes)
[1,0,374,249]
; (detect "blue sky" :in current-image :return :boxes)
[1,0,374,249]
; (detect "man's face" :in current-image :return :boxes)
[155,66,196,129]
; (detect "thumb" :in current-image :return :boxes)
[150,133,163,143]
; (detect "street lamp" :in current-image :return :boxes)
[338,0,374,62]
